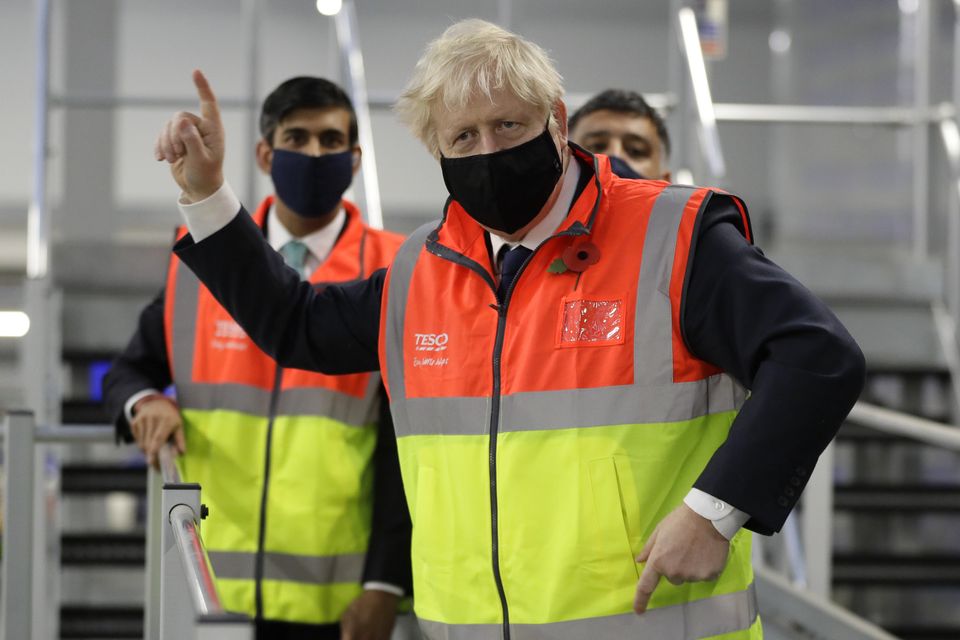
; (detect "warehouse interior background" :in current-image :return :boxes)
[1,0,960,638]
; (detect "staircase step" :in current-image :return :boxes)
[834,553,960,585]
[61,463,146,495]
[61,532,145,567]
[60,399,111,425]
[835,483,960,512]
[883,625,960,640]
[60,605,142,639]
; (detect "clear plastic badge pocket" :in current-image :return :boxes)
[557,295,626,348]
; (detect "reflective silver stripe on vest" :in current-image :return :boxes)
[208,550,366,585]
[393,375,742,437]
[384,222,437,430]
[633,185,699,387]
[171,257,200,384]
[416,583,758,640]
[384,191,747,439]
[176,382,376,426]
[170,256,378,427]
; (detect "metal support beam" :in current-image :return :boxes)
[1,412,36,640]
[241,0,260,208]
[27,0,51,279]
[913,0,932,261]
[334,1,383,229]
[676,7,725,181]
[714,102,952,125]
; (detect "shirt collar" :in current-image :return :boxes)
[488,158,581,262]
[266,201,346,265]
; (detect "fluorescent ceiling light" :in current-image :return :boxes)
[316,0,342,16]
[0,311,30,338]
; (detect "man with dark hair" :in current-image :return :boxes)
[569,89,671,181]
[104,77,411,640]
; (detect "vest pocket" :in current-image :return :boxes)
[556,295,627,348]
[587,457,641,581]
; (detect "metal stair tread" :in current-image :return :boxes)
[61,462,146,495]
[61,532,145,567]
[60,604,143,639]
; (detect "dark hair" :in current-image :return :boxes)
[259,76,358,146]
[568,89,670,157]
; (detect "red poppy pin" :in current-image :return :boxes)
[548,239,601,289]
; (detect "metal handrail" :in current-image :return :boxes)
[168,504,224,617]
[34,423,114,443]
[158,442,181,484]
[714,102,954,125]
[846,401,960,451]
[755,565,900,640]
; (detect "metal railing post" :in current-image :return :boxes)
[801,441,834,598]
[334,0,383,229]
[912,0,932,261]
[1,412,36,640]
[156,444,251,639]
[160,479,203,639]
[144,464,164,640]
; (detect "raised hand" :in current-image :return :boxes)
[154,69,225,202]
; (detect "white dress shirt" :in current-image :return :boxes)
[266,200,345,275]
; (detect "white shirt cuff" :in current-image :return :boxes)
[684,488,750,540]
[177,181,241,243]
[362,581,404,597]
[124,389,162,423]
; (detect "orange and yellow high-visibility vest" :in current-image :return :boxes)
[380,149,760,639]
[165,196,403,625]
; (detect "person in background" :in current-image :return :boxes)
[104,76,411,640]
[568,88,671,181]
[152,19,864,640]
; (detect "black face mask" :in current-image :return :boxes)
[608,155,646,180]
[271,149,354,218]
[440,127,563,235]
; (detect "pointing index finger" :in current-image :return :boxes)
[192,69,221,124]
[634,562,662,614]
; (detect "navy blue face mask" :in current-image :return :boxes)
[607,155,645,180]
[270,148,355,218]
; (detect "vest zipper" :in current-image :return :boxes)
[490,302,511,640]
[488,252,540,640]
[254,365,284,620]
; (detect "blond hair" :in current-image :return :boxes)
[395,19,564,158]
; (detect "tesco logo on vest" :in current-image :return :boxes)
[414,333,449,352]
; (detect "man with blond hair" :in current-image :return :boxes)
[152,19,863,640]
